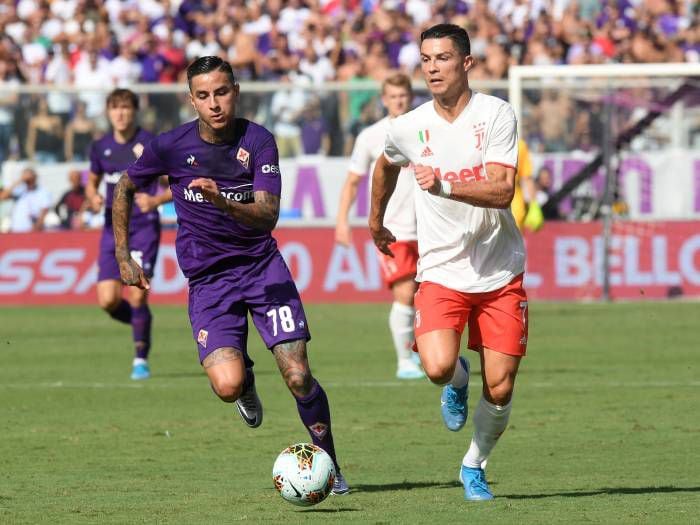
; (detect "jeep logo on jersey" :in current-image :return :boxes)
[433,165,487,184]
[261,164,279,175]
[183,183,254,203]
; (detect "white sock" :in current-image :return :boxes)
[133,357,147,366]
[389,302,415,363]
[463,396,512,469]
[449,356,469,388]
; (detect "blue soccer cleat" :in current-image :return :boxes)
[440,357,469,431]
[460,465,494,501]
[130,361,151,381]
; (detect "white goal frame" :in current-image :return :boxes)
[508,62,700,142]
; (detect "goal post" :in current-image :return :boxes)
[508,62,700,300]
[508,62,700,140]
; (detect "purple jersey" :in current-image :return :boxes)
[127,119,281,279]
[89,128,159,227]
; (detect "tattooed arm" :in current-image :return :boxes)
[112,173,150,289]
[188,178,279,231]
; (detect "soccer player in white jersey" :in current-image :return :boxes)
[336,73,424,380]
[369,24,528,501]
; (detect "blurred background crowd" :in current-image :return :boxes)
[0,0,698,232]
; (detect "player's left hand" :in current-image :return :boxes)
[414,164,440,195]
[188,178,225,209]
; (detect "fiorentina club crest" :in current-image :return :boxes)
[473,122,486,150]
[197,329,208,348]
[132,142,144,159]
[418,129,433,157]
[308,422,328,439]
[236,147,250,169]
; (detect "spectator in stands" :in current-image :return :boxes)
[44,42,72,124]
[74,48,112,119]
[345,98,381,155]
[298,42,335,86]
[110,42,143,87]
[185,27,221,62]
[228,21,260,81]
[0,167,52,232]
[0,59,21,163]
[0,0,697,164]
[534,89,572,152]
[298,96,329,155]
[269,73,309,158]
[54,169,87,230]
[535,166,561,220]
[64,101,97,162]
[26,97,63,163]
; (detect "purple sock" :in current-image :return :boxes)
[109,299,132,324]
[295,380,339,471]
[131,305,152,360]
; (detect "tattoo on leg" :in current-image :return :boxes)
[202,347,243,369]
[273,340,312,395]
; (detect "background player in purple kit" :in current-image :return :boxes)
[86,89,171,381]
[111,57,349,495]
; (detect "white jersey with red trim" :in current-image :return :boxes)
[384,92,525,293]
[349,116,417,241]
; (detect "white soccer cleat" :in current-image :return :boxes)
[235,373,263,428]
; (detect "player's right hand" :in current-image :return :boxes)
[335,222,352,247]
[117,258,150,290]
[89,193,104,212]
[135,193,158,213]
[369,223,396,257]
[414,164,440,195]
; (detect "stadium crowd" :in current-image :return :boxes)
[0,1,697,230]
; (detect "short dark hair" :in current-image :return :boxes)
[187,56,237,90]
[420,24,471,56]
[106,88,138,109]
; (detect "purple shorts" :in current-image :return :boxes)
[97,221,161,282]
[188,250,311,364]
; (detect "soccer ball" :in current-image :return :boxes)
[272,443,336,506]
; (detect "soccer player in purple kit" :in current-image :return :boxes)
[111,56,349,495]
[86,88,170,381]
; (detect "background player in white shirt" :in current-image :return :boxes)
[369,24,528,501]
[335,73,424,380]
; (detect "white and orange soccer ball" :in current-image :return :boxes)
[272,443,336,507]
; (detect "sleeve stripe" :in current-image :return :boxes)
[384,152,409,167]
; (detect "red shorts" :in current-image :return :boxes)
[414,274,528,356]
[377,240,419,288]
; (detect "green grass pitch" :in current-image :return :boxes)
[1,302,698,524]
